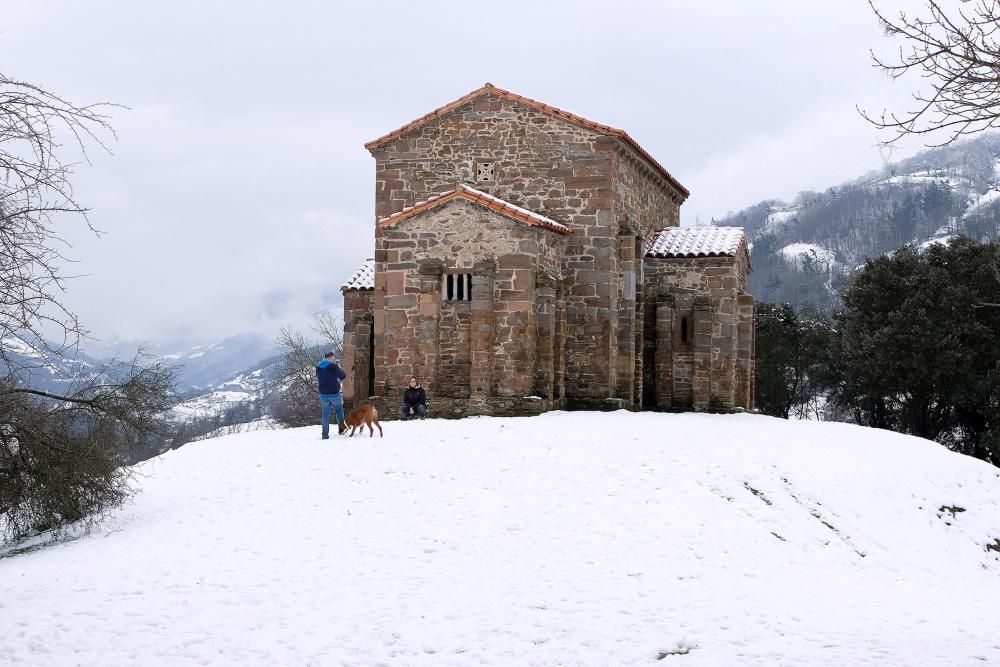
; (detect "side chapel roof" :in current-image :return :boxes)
[646,226,747,259]
[342,257,375,291]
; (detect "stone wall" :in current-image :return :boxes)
[644,250,753,411]
[437,301,471,398]
[372,198,563,418]
[611,149,683,407]
[357,89,754,418]
[371,94,613,224]
[369,92,685,410]
[342,288,375,408]
[735,294,755,410]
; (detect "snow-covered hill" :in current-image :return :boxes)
[170,368,268,420]
[0,337,106,395]
[160,335,276,392]
[3,413,999,665]
[719,133,1000,309]
[3,334,277,402]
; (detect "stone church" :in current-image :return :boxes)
[341,84,754,418]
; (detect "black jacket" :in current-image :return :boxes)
[403,386,426,407]
[316,359,346,394]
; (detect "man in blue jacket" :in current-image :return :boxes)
[316,352,347,439]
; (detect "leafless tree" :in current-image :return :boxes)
[863,0,1000,146]
[0,74,179,545]
[311,311,344,352]
[269,314,343,428]
[1,353,177,543]
[0,72,117,372]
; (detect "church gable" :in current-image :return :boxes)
[341,84,753,419]
[368,87,614,222]
[366,84,611,152]
[365,83,688,199]
[377,185,570,235]
[377,196,562,278]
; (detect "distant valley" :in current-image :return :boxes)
[2,333,280,421]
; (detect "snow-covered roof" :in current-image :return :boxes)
[377,184,571,235]
[646,226,747,258]
[342,257,375,291]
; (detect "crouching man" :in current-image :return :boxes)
[316,352,347,439]
[400,376,427,420]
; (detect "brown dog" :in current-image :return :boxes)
[344,404,383,438]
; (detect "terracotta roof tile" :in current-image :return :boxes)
[365,83,689,199]
[377,185,571,235]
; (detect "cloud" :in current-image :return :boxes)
[1,0,933,343]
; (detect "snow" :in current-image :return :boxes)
[3,412,999,666]
[343,257,375,291]
[190,417,279,442]
[646,227,745,258]
[779,243,836,271]
[763,208,799,234]
[875,172,961,189]
[964,188,1000,217]
[171,390,259,419]
[171,371,266,420]
[919,235,956,251]
[931,219,959,237]
[0,337,43,357]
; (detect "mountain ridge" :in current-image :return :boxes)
[716,133,1000,308]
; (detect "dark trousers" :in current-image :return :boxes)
[400,403,426,419]
[320,393,345,438]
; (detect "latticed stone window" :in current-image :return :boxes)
[475,161,495,183]
[443,273,472,301]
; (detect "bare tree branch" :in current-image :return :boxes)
[269,315,343,427]
[862,0,1000,145]
[0,72,118,376]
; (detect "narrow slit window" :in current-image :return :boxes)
[444,273,472,301]
[681,317,689,344]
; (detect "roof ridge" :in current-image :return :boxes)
[364,84,688,199]
[377,185,571,235]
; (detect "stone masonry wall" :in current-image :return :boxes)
[341,288,375,409]
[370,92,684,411]
[612,148,683,407]
[373,199,562,417]
[644,253,752,411]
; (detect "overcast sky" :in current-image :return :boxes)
[3,0,928,346]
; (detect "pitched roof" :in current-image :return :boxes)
[646,226,747,258]
[365,83,689,200]
[377,184,571,235]
[342,257,375,291]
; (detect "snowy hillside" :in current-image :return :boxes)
[159,334,277,391]
[0,337,105,395]
[3,413,999,665]
[171,368,268,420]
[719,133,1000,309]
